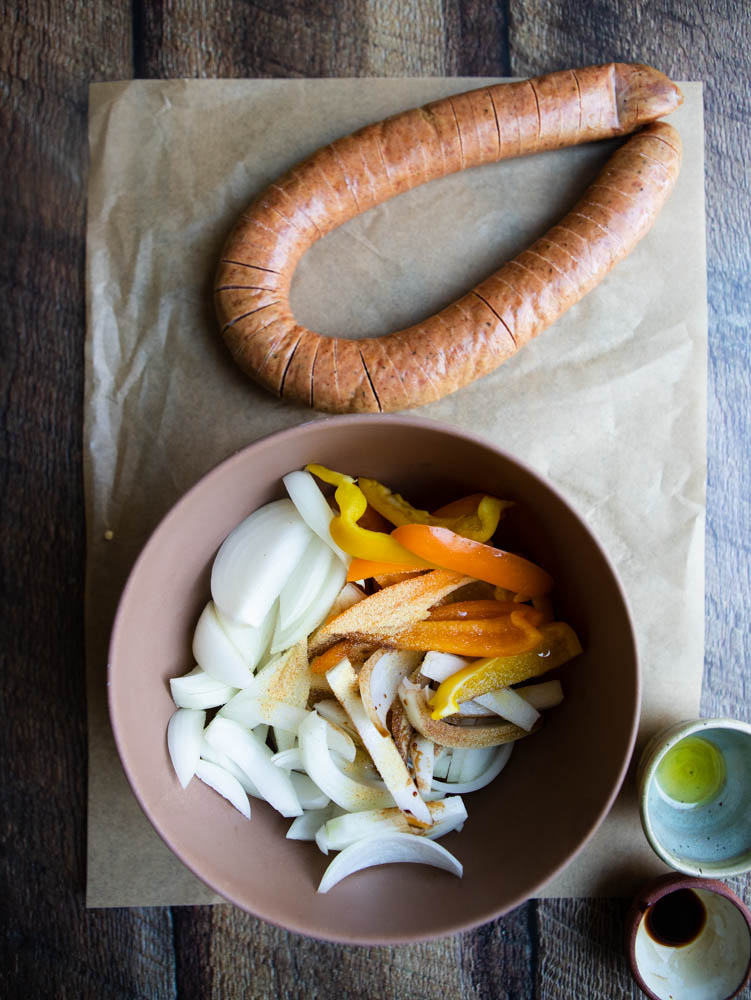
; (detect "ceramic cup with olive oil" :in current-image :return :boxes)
[638,718,751,877]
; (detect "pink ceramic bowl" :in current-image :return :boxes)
[108,414,639,943]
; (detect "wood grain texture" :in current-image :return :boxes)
[512,1,751,994]
[0,2,183,997]
[2,0,750,997]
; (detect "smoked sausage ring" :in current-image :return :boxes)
[215,63,682,413]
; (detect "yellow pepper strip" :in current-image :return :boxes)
[428,622,582,720]
[306,464,433,565]
[358,477,509,542]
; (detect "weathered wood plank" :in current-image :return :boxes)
[0,2,180,998]
[512,0,751,992]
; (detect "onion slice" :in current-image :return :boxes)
[286,806,334,842]
[167,708,205,788]
[211,499,312,626]
[327,659,432,827]
[193,601,257,689]
[290,771,330,810]
[517,679,564,710]
[420,651,472,683]
[317,833,463,893]
[195,759,251,819]
[204,717,303,817]
[270,551,346,654]
[431,743,514,794]
[322,796,467,851]
[298,712,394,813]
[359,649,422,736]
[409,735,435,795]
[278,535,336,630]
[170,666,237,710]
[200,739,261,798]
[283,469,349,563]
[471,687,541,732]
[216,600,277,672]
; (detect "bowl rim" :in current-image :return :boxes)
[108,412,641,943]
[638,717,751,878]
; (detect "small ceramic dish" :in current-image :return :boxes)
[638,718,751,877]
[626,873,751,1000]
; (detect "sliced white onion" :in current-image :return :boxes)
[273,727,296,753]
[313,700,361,746]
[216,599,277,671]
[251,641,310,709]
[517,679,564,710]
[195,759,251,819]
[219,696,307,733]
[472,688,541,732]
[327,659,432,827]
[360,649,422,736]
[200,738,262,797]
[282,469,349,563]
[290,771,330,810]
[323,796,467,852]
[455,700,495,717]
[420,651,472,683]
[298,711,395,813]
[211,499,312,626]
[446,748,468,784]
[433,748,451,780]
[325,582,367,620]
[431,743,514,795]
[192,601,255,688]
[271,747,304,771]
[278,535,336,630]
[317,833,463,893]
[270,550,346,653]
[169,666,237,710]
[409,735,435,796]
[459,747,496,783]
[204,717,302,818]
[167,708,205,788]
[286,805,334,842]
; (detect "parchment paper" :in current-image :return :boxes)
[85,79,706,908]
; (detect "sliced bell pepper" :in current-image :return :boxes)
[309,640,359,675]
[432,493,494,517]
[358,478,508,542]
[428,622,582,720]
[306,464,432,566]
[386,609,544,658]
[345,557,428,583]
[391,523,554,597]
[428,599,528,620]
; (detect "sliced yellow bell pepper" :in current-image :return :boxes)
[428,622,582,720]
[358,477,509,542]
[306,464,433,565]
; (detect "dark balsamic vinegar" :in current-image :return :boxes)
[645,888,707,947]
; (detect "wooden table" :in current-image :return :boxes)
[3,2,749,997]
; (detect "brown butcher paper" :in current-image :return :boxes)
[85,78,706,907]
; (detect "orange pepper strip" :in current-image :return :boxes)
[429,599,530,620]
[432,493,490,517]
[310,640,358,675]
[345,557,429,583]
[387,614,543,658]
[391,524,553,597]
